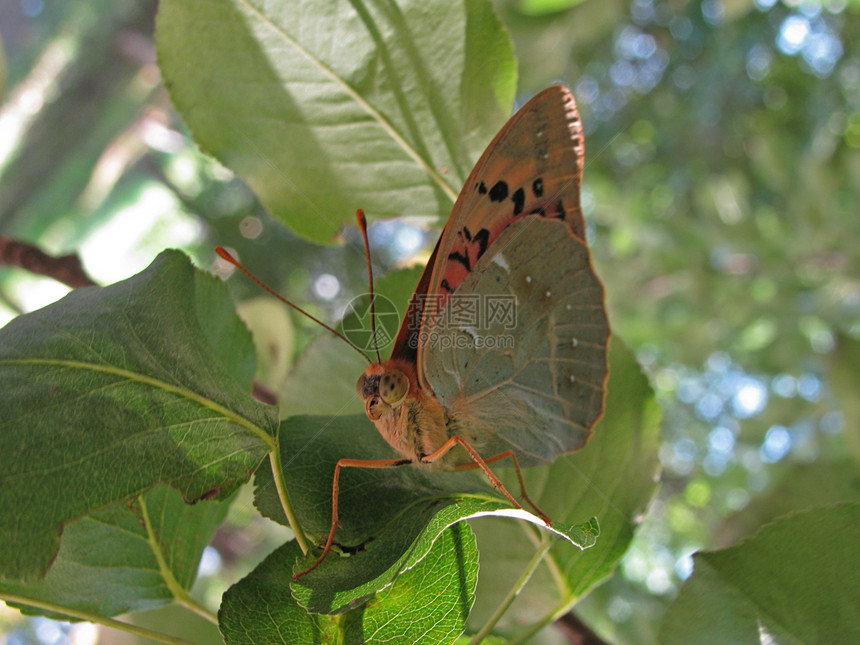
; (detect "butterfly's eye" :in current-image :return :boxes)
[379,369,409,405]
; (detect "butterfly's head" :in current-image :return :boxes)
[356,362,411,421]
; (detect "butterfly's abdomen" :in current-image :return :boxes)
[391,392,482,472]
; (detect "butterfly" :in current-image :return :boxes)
[218,84,609,579]
[297,84,609,578]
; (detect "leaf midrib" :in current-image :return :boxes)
[236,0,458,203]
[0,358,276,449]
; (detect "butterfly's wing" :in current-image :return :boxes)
[421,216,608,465]
[388,235,441,365]
[387,83,607,461]
[427,85,586,295]
[388,85,583,369]
[415,85,609,464]
[414,85,587,388]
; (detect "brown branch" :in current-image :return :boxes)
[555,611,611,645]
[251,380,279,406]
[0,236,96,288]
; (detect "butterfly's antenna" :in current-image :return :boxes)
[355,209,382,364]
[215,246,372,364]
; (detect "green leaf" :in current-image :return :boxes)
[277,335,367,417]
[468,338,661,630]
[0,484,230,618]
[196,272,259,391]
[236,297,295,391]
[829,333,860,462]
[515,0,589,17]
[548,338,661,592]
[155,0,516,242]
[254,415,597,614]
[0,250,278,580]
[660,502,860,645]
[219,523,478,643]
[718,459,860,546]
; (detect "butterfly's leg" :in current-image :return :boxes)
[422,436,551,526]
[477,449,551,526]
[292,456,411,581]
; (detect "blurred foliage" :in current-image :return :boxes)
[0,0,858,644]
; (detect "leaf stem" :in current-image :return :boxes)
[269,447,311,554]
[505,599,577,645]
[137,495,218,625]
[0,593,200,645]
[468,531,556,645]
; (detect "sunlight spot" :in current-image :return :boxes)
[758,618,778,644]
[34,617,66,644]
[313,273,340,300]
[772,373,797,397]
[646,567,672,594]
[702,0,725,25]
[797,373,822,400]
[79,183,203,282]
[607,596,633,622]
[733,379,768,418]
[393,225,424,258]
[674,551,695,580]
[15,276,71,314]
[695,392,723,420]
[197,546,222,577]
[239,216,263,239]
[709,426,735,455]
[69,621,99,645]
[726,488,750,511]
[760,425,791,463]
[778,15,810,54]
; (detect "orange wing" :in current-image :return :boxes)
[430,88,584,288]
[388,235,441,365]
[416,85,588,387]
[388,86,588,380]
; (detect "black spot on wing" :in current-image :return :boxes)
[448,250,471,271]
[477,181,488,194]
[489,180,508,202]
[532,177,544,198]
[554,198,566,220]
[473,228,490,260]
[512,187,525,216]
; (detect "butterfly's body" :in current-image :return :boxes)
[358,216,605,473]
[347,85,607,484]
[357,359,450,469]
[287,84,609,578]
[355,358,480,470]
